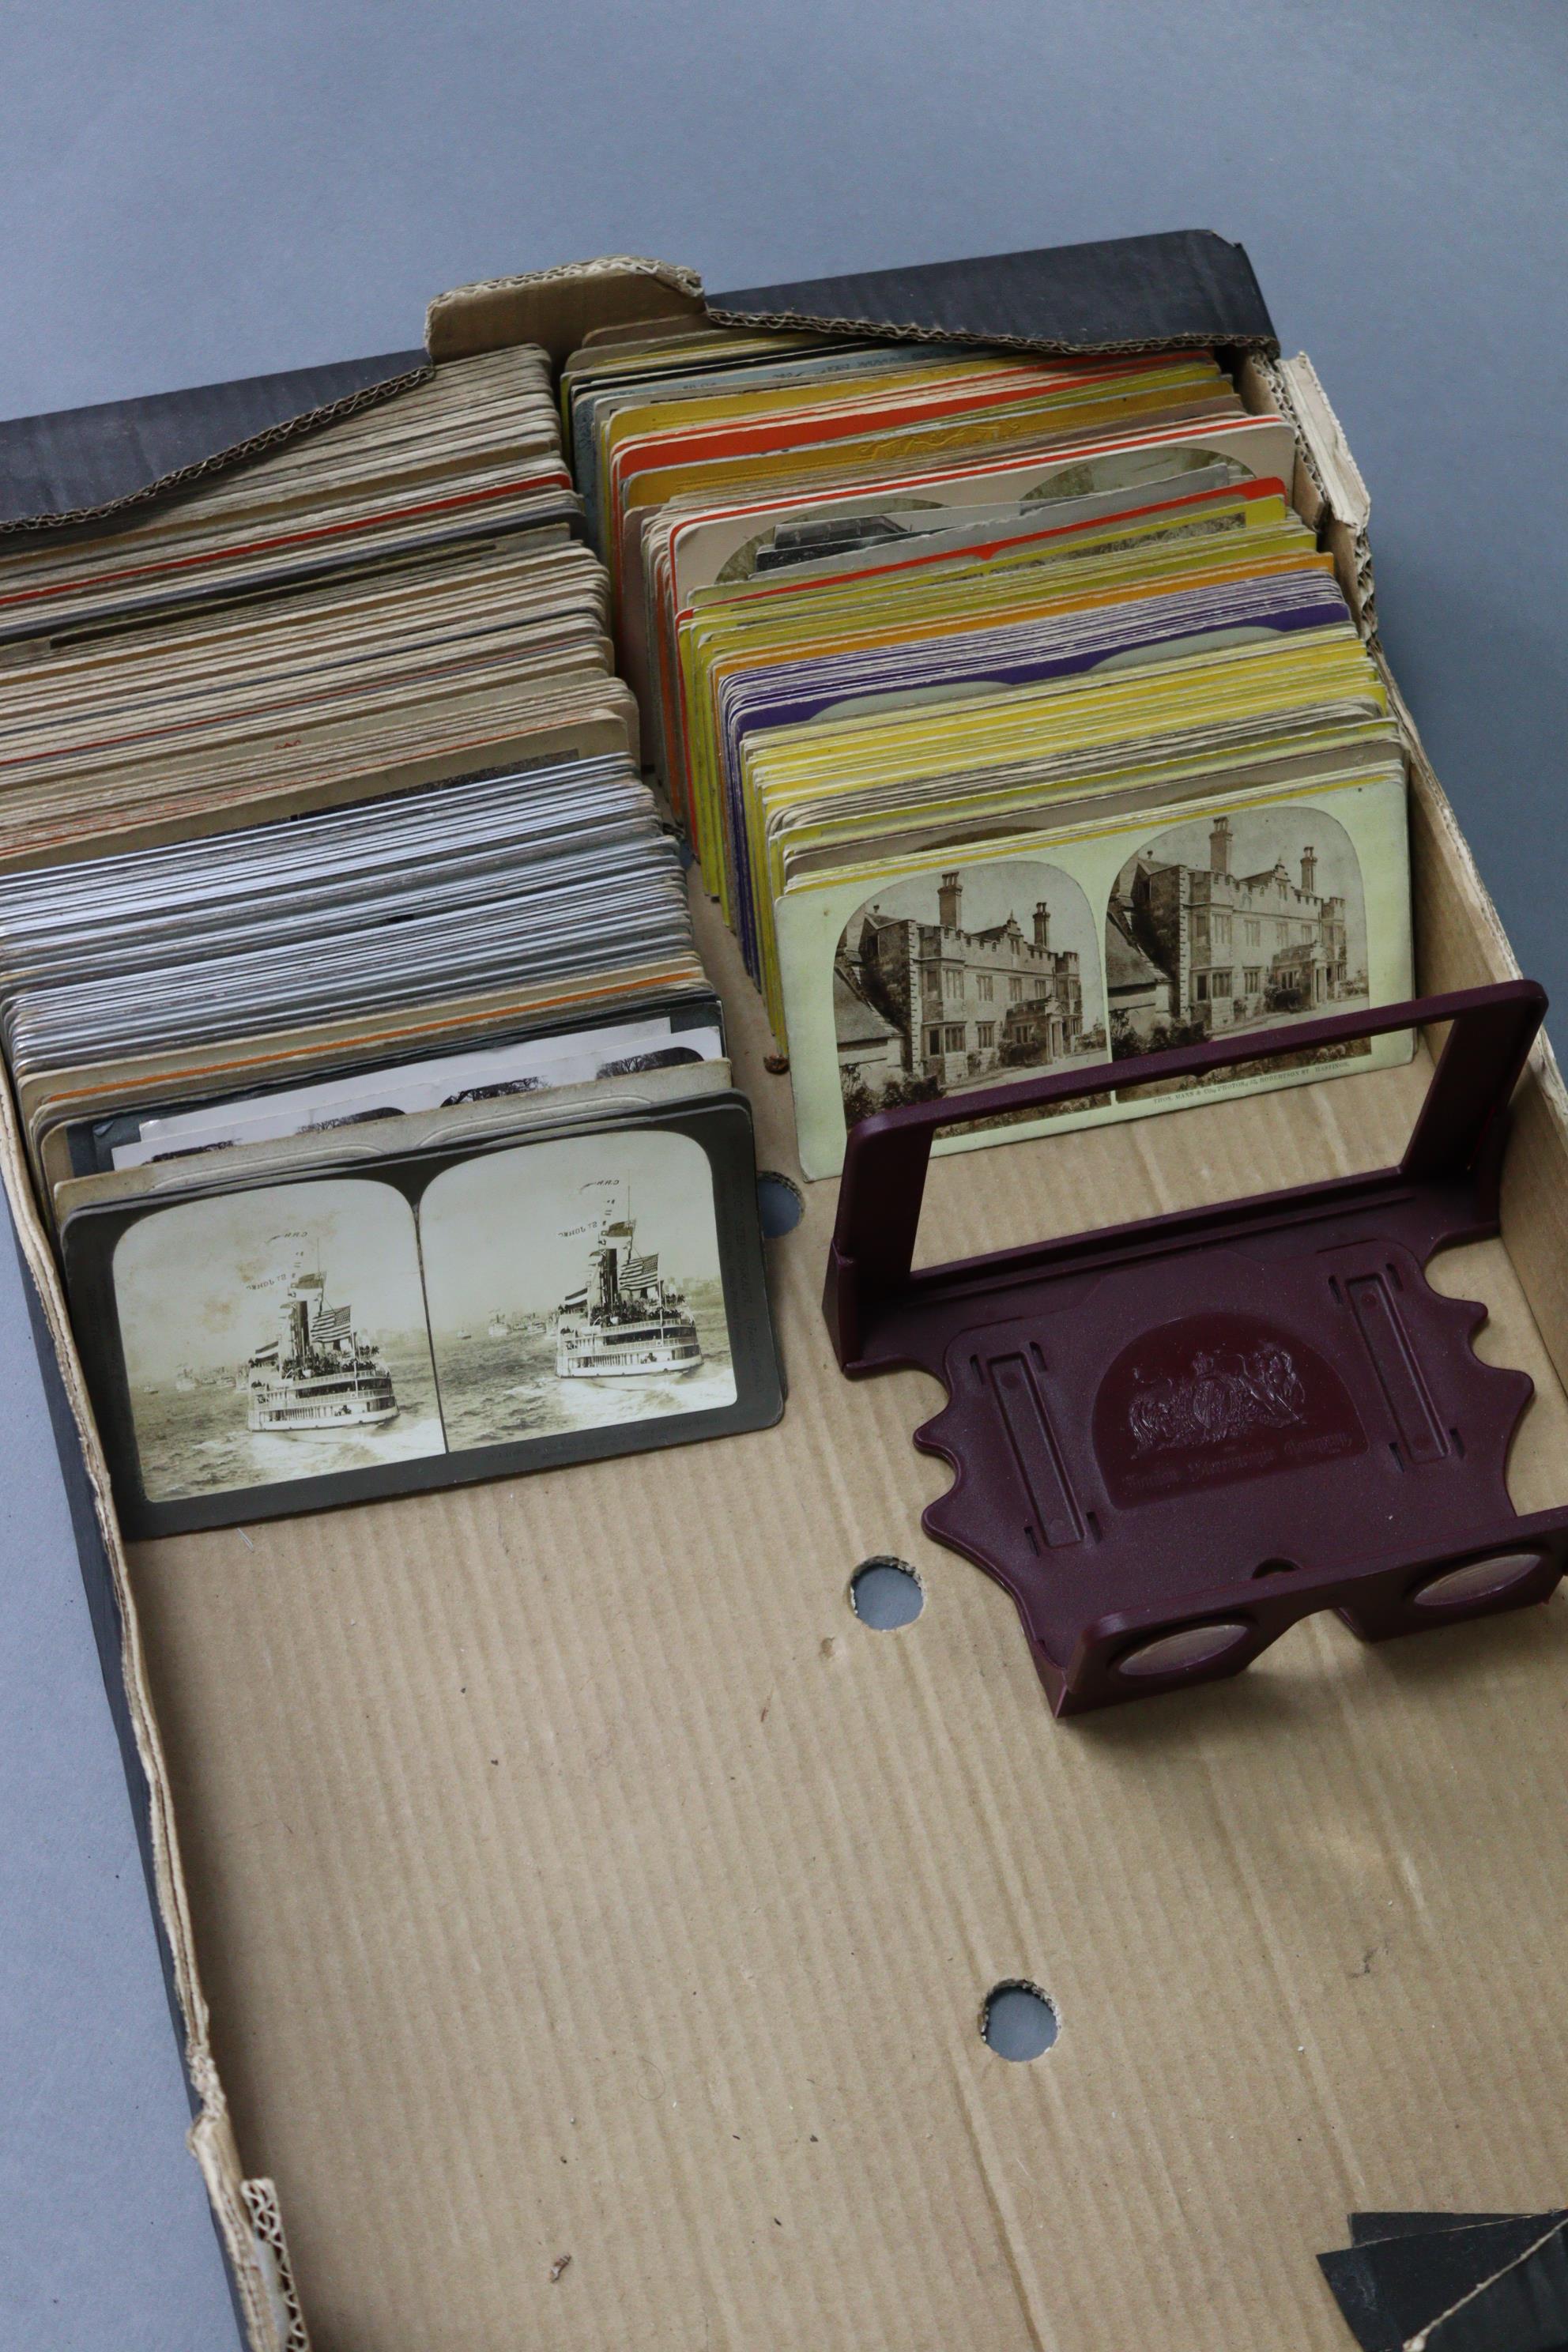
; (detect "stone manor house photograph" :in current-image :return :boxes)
[1105,806,1369,1058]
[834,860,1106,1118]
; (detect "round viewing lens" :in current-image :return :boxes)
[1412,1553,1545,1610]
[1117,1620,1252,1679]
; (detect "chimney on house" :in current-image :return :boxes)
[938,871,963,929]
[1300,845,1317,897]
[1033,900,1051,949]
[1209,816,1232,876]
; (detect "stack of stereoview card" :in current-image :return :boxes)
[0,349,783,1535]
[564,324,1412,1178]
[0,346,635,864]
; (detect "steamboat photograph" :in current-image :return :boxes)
[113,1178,445,1500]
[419,1128,736,1452]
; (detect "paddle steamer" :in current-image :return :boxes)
[553,1197,702,1379]
[246,1278,398,1432]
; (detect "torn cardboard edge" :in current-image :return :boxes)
[0,352,431,539]
[0,255,1560,2352]
[4,1163,292,2349]
[705,228,1279,357]
[423,230,1278,363]
[0,230,1275,537]
[242,2180,311,2352]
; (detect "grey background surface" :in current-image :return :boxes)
[1,2,1565,2345]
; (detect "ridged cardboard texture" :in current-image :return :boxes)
[110,866,1568,2352]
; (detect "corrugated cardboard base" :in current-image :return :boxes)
[120,885,1568,2352]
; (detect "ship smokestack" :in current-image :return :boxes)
[587,1244,619,1316]
[281,1295,308,1367]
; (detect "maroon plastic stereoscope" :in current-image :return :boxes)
[824,979,1568,1715]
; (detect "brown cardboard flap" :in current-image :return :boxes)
[424,255,707,364]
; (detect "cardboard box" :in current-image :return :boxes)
[10,238,1568,2352]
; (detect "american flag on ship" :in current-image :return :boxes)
[312,1302,352,1342]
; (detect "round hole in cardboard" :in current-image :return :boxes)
[982,1981,1057,2062]
[1410,1551,1546,1610]
[849,1557,923,1629]
[756,1171,805,1238]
